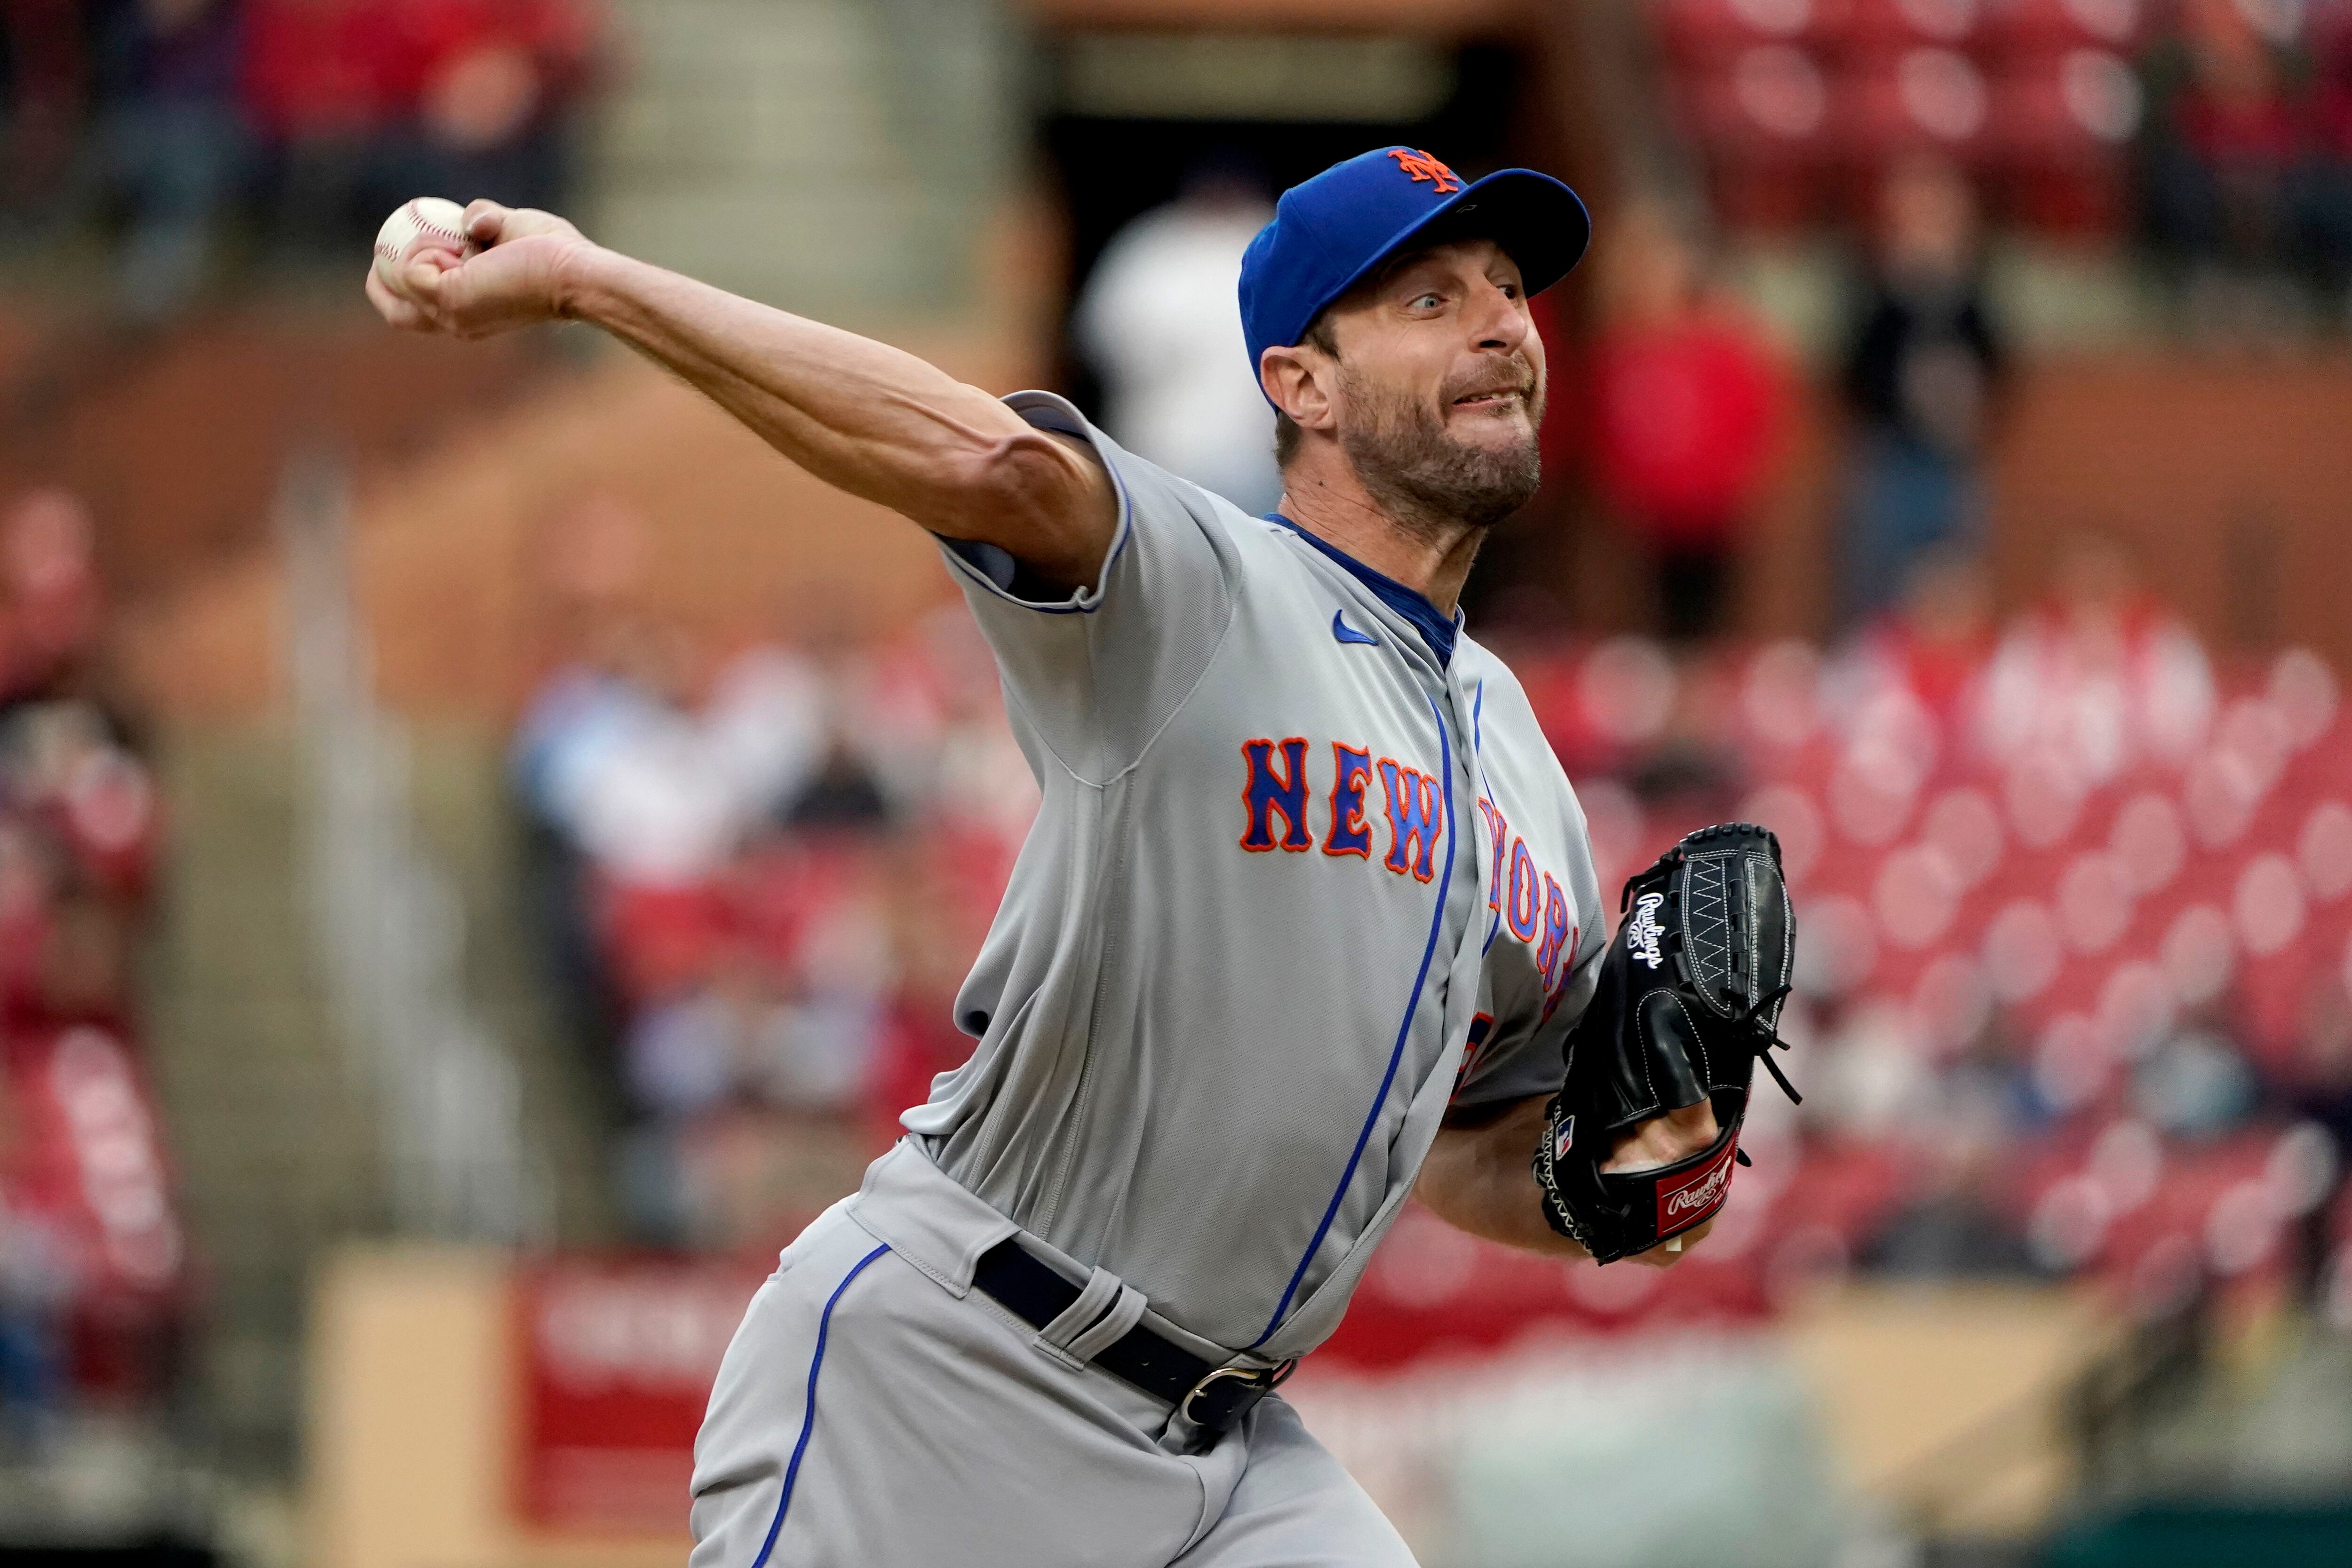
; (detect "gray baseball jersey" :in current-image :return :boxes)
[688,393,1608,1567]
[906,391,1605,1358]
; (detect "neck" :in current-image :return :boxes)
[1273,449,1486,613]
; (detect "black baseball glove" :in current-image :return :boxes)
[1533,822,1801,1264]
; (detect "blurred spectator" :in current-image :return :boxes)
[0,490,178,1426]
[241,0,403,250]
[514,607,821,894]
[511,496,650,1106]
[89,0,246,321]
[1977,531,2216,785]
[244,0,597,255]
[0,1190,73,1443]
[512,499,1049,1246]
[370,0,597,215]
[0,0,88,221]
[2133,1000,2260,1141]
[1822,546,1995,753]
[1837,157,2006,627]
[1863,1009,2042,1277]
[2288,969,2352,1157]
[1585,205,1784,646]
[2307,0,2352,305]
[509,499,829,1115]
[0,491,103,708]
[782,716,890,833]
[2137,0,2312,305]
[1073,155,1279,515]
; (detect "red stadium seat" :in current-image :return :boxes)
[1682,51,1842,229]
[1985,54,2136,234]
[1657,0,1849,68]
[1843,0,1987,57]
[1984,0,2149,61]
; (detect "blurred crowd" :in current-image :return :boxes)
[509,500,1036,1247]
[0,489,181,1437]
[0,0,603,321]
[1496,532,2350,1323]
[512,484,2350,1340]
[1659,0,2352,325]
[1576,150,2002,639]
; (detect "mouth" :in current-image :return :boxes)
[1451,388,1527,412]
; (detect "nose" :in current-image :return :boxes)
[1466,275,1531,353]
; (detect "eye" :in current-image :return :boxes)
[1409,291,1443,309]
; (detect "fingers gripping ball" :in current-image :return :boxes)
[373,198,478,290]
[1534,823,1802,1264]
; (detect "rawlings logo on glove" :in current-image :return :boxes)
[1658,1134,1740,1231]
[1625,892,1667,970]
[1532,823,1801,1264]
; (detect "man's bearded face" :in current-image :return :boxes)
[1335,349,1543,538]
[1320,238,1547,539]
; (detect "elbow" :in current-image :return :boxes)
[926,430,1107,588]
[922,436,1056,535]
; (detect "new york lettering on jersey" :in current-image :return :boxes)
[1238,735,1581,997]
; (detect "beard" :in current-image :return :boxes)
[1335,357,1544,541]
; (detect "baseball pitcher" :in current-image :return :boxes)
[369,146,1795,1567]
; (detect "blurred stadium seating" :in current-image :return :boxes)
[501,531,2352,1346]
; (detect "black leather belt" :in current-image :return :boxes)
[971,1238,1291,1434]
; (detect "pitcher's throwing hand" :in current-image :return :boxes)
[365,200,588,339]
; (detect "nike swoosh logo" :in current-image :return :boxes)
[1332,610,1379,647]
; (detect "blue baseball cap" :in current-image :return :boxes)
[1239,147,1590,394]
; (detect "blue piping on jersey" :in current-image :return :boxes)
[1252,693,1454,1347]
[1264,513,1459,665]
[751,1242,892,1568]
[1472,681,1505,956]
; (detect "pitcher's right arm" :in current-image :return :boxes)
[365,201,1117,592]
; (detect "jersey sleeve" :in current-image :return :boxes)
[936,390,1238,781]
[1451,934,1603,1109]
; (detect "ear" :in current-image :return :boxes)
[1260,342,1337,436]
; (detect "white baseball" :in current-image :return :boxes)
[373,197,477,288]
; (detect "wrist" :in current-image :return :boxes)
[549,240,623,323]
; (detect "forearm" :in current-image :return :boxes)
[556,245,1105,565]
[1414,1094,1586,1258]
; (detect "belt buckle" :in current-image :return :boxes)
[1179,1360,1295,1431]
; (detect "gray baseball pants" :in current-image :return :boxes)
[688,1142,1415,1567]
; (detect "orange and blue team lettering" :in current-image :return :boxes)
[1477,798,1509,911]
[1240,741,1579,993]
[1324,743,1374,858]
[1536,875,1573,1014]
[1239,738,1313,852]
[1506,839,1540,942]
[1375,758,1442,882]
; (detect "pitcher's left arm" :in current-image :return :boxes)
[1415,1095,1717,1266]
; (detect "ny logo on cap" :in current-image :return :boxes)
[1387,148,1461,193]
